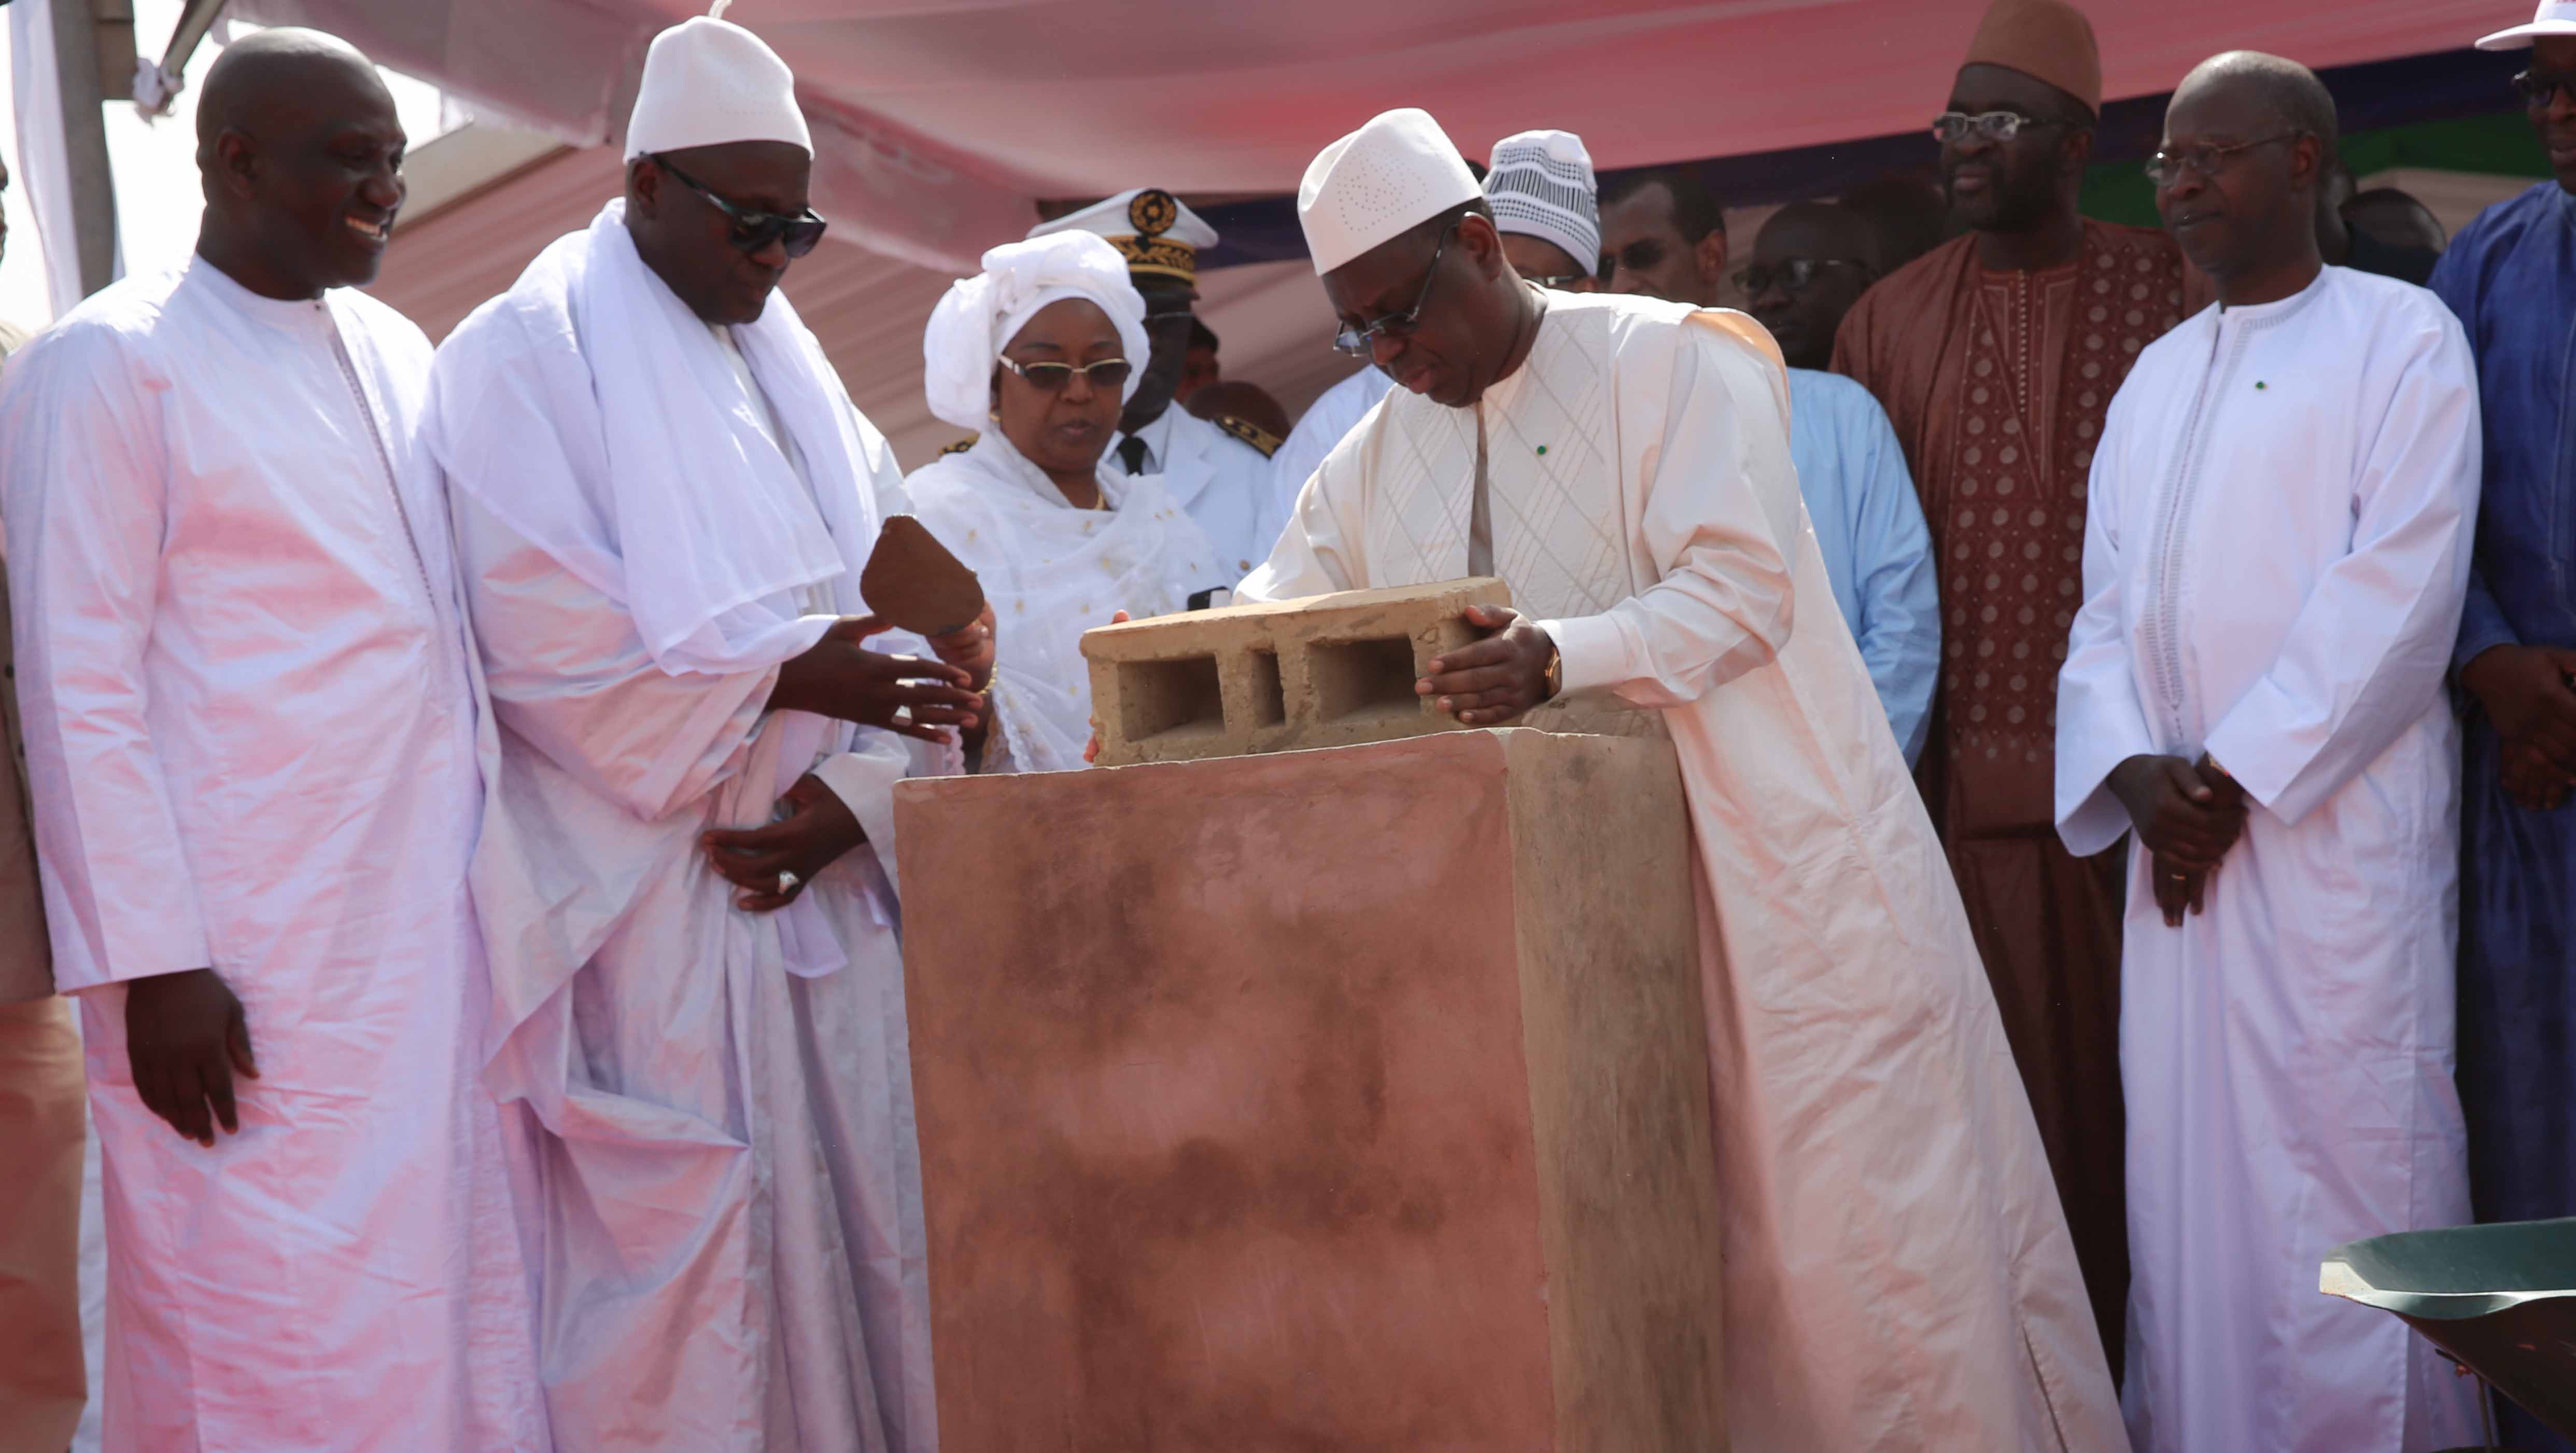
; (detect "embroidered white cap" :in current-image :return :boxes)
[624,3,812,160]
[1298,108,1485,276]
[2478,0,2576,49]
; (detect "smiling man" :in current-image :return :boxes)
[1246,106,2123,1452]
[0,28,547,1452]
[2059,50,2483,1452]
[2433,33,2576,1440]
[1831,0,2187,1371]
[424,12,981,1451]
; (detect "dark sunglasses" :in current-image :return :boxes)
[2514,68,2575,107]
[1334,220,1459,357]
[1734,258,1869,295]
[655,156,828,259]
[1000,355,1133,392]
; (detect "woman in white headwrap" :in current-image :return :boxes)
[908,231,1227,773]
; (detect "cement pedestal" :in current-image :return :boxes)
[893,728,1725,1451]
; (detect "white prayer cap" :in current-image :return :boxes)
[624,3,811,161]
[1026,188,1219,286]
[921,232,1150,433]
[1299,109,1485,276]
[2477,0,2576,48]
[1485,130,1600,274]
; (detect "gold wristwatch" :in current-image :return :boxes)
[1542,641,1563,702]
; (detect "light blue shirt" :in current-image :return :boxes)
[1786,368,1939,764]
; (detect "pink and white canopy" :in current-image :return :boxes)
[238,0,2521,273]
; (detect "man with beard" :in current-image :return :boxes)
[2433,7,2576,1448]
[1833,0,2187,1371]
[1606,172,1938,759]
[1030,190,1283,578]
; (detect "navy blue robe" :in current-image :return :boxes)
[2432,178,2576,1453]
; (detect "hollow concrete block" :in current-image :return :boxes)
[893,728,1726,1452]
[1080,577,1512,766]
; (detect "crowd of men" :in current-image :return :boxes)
[0,0,2572,1449]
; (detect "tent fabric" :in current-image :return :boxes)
[240,0,2526,274]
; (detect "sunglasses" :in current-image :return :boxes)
[1733,258,1869,295]
[999,355,1133,392]
[1333,219,1459,357]
[655,156,828,259]
[2514,68,2576,107]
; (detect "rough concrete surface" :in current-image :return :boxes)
[893,728,1725,1451]
[1080,577,1512,766]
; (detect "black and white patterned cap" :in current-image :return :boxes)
[1485,130,1599,277]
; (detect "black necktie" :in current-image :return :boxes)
[1117,436,1150,476]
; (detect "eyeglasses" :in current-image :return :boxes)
[1932,110,2071,145]
[998,355,1133,393]
[654,156,828,259]
[2514,68,2575,107]
[1528,271,1594,289]
[1733,258,1869,295]
[1332,220,1459,357]
[2144,133,2300,187]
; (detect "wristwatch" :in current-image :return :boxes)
[1541,641,1563,702]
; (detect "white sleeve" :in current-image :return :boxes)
[0,328,213,989]
[1238,419,1370,602]
[1536,321,1801,707]
[2201,315,2482,825]
[2053,395,2158,857]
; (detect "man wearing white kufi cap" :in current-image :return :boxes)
[1243,107,2124,1450]
[1028,188,1285,577]
[423,6,985,1449]
[1269,129,1600,541]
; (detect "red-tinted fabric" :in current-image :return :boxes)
[1834,220,2189,1378]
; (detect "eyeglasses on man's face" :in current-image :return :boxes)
[1333,220,1460,357]
[654,156,828,259]
[2514,68,2576,108]
[1734,258,1869,296]
[1932,110,2070,146]
[2144,133,2300,188]
[998,356,1134,393]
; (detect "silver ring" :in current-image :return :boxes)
[777,871,800,895]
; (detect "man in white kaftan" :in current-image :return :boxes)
[0,32,545,1452]
[424,17,973,1452]
[1252,107,2123,1452]
[2055,54,2482,1453]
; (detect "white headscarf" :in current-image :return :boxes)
[921,232,1150,433]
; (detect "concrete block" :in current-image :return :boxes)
[1080,577,1511,766]
[894,729,1726,1452]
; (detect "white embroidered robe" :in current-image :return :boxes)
[1243,289,2125,1451]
